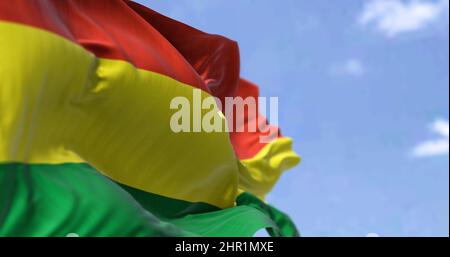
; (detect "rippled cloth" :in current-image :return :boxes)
[0,0,300,237]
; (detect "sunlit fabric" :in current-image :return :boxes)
[0,0,300,237]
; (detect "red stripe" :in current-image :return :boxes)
[127,1,241,101]
[230,79,283,160]
[0,0,208,92]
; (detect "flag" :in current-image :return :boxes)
[0,0,300,237]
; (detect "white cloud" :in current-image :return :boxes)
[359,0,449,37]
[330,58,365,77]
[432,119,450,138]
[366,232,380,237]
[412,119,449,157]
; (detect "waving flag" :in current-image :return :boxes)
[0,0,300,237]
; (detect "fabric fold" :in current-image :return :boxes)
[0,0,301,237]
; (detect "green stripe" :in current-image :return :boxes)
[169,205,278,237]
[0,163,185,236]
[0,163,295,237]
[120,183,219,219]
[237,193,300,237]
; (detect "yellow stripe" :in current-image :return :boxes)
[238,138,301,200]
[0,21,238,208]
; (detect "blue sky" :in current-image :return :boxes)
[138,0,449,236]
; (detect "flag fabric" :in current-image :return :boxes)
[0,0,300,237]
